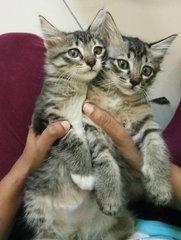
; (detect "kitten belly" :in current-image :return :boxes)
[50,194,114,236]
[34,191,98,231]
[26,187,115,238]
[65,194,97,225]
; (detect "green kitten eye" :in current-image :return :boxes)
[68,48,81,58]
[94,46,103,56]
[142,66,153,77]
[117,59,129,70]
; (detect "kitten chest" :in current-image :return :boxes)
[61,95,85,123]
[88,88,151,130]
[48,93,87,137]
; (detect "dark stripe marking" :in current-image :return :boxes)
[134,114,153,134]
[137,128,160,147]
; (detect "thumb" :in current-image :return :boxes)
[83,103,143,170]
[37,121,70,153]
[83,103,124,140]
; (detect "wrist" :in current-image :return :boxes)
[10,154,33,182]
[170,163,181,202]
[0,155,30,206]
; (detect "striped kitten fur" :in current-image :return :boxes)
[23,14,134,240]
[85,11,176,207]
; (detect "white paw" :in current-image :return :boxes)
[71,174,95,191]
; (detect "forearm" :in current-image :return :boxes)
[83,103,143,171]
[0,121,70,239]
[83,103,181,204]
[0,156,31,239]
[170,163,181,203]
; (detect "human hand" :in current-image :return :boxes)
[16,120,70,176]
[0,120,70,240]
[83,103,143,171]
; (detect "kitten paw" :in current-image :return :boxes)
[71,173,95,191]
[98,198,122,216]
[146,179,172,205]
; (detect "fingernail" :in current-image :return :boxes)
[83,103,94,115]
[61,121,70,131]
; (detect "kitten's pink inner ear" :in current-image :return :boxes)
[43,40,49,49]
[44,39,57,49]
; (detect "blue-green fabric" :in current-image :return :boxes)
[136,219,181,240]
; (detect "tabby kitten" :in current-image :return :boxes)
[84,11,176,207]
[24,15,134,240]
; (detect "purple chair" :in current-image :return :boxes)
[0,33,180,239]
[0,33,45,180]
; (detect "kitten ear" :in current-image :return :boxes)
[88,9,123,48]
[149,34,177,58]
[39,15,66,48]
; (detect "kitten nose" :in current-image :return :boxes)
[130,78,141,87]
[86,58,96,68]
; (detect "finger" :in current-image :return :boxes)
[83,103,143,170]
[26,115,35,141]
[27,114,35,130]
[37,121,70,153]
[83,103,126,144]
[26,124,36,143]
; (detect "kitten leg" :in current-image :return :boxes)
[33,114,94,191]
[93,150,123,216]
[84,122,123,216]
[33,227,61,240]
[34,225,66,240]
[104,210,134,240]
[35,239,57,240]
[59,129,94,191]
[35,236,63,240]
[140,131,172,205]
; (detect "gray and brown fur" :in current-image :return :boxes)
[23,13,134,240]
[85,12,176,207]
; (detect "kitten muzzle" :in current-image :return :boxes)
[130,78,141,87]
[85,58,96,68]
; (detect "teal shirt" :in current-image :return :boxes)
[136,219,181,240]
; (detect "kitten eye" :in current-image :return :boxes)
[142,66,153,77]
[68,48,81,58]
[94,46,103,56]
[117,59,129,70]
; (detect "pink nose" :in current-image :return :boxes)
[86,58,96,68]
[130,78,141,87]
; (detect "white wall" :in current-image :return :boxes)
[0,0,181,129]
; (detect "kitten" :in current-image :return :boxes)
[24,14,134,240]
[84,11,176,207]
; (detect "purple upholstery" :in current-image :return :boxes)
[0,32,180,181]
[0,33,45,180]
[163,102,181,167]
